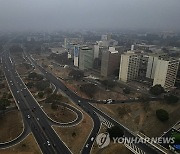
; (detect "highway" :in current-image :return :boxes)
[1,52,72,154]
[26,52,164,154]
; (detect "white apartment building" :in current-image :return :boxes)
[146,54,167,79]
[153,59,179,89]
[119,52,140,82]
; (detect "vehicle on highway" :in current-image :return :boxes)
[85,144,89,148]
[106,99,112,104]
[27,115,30,119]
[91,137,94,141]
[47,141,50,146]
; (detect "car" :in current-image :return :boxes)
[47,141,50,146]
[106,99,112,104]
[11,83,13,86]
[78,100,81,103]
[17,101,20,104]
[37,118,39,121]
[91,137,94,141]
[137,88,140,91]
[10,80,12,83]
[27,115,30,119]
[85,144,89,148]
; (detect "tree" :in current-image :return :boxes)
[156,109,169,122]
[164,95,179,104]
[0,99,11,111]
[45,87,53,94]
[79,84,97,98]
[45,94,63,104]
[28,72,38,80]
[101,80,116,89]
[38,92,44,98]
[51,102,58,110]
[35,80,50,91]
[107,126,124,140]
[123,88,130,94]
[69,70,84,80]
[26,82,34,89]
[150,84,164,95]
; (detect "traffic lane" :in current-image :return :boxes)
[3,57,64,152]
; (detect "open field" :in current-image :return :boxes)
[53,109,93,154]
[95,101,180,137]
[0,133,41,154]
[0,110,23,143]
[42,103,77,123]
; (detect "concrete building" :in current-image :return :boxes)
[119,52,140,82]
[101,47,120,77]
[153,59,179,89]
[138,55,149,79]
[94,45,100,59]
[146,53,167,79]
[79,47,94,70]
[74,46,80,67]
[175,62,180,88]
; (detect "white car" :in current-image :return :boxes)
[85,144,89,148]
[47,141,50,146]
[91,137,94,141]
[106,99,112,104]
[27,115,30,119]
[17,101,20,104]
[78,100,81,103]
[17,90,19,93]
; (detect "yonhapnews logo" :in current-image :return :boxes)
[96,132,110,148]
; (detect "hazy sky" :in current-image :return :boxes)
[0,0,180,32]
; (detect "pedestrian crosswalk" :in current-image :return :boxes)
[97,113,146,154]
[97,113,114,128]
[125,142,146,154]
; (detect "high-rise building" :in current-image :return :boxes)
[146,54,167,79]
[119,52,140,82]
[79,47,94,70]
[153,59,179,89]
[101,47,120,77]
[74,46,80,67]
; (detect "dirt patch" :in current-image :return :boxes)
[95,101,180,137]
[0,110,23,143]
[53,111,93,154]
[43,103,77,123]
[0,133,41,154]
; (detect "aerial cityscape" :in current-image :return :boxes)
[0,0,180,154]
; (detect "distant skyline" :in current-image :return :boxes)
[0,0,180,32]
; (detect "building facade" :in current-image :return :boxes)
[101,47,120,77]
[79,47,94,70]
[153,59,179,89]
[119,52,140,82]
